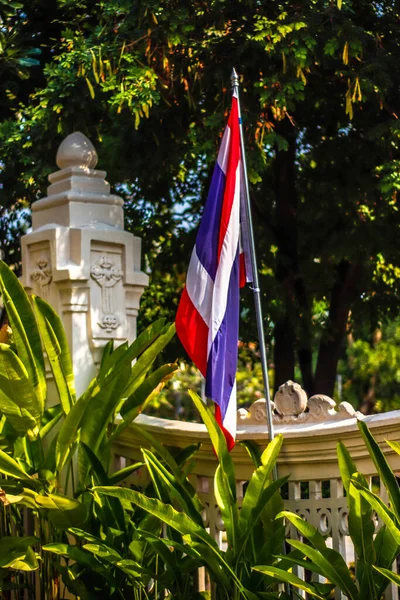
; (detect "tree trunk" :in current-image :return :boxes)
[273,126,312,392]
[298,346,314,396]
[274,317,295,388]
[314,261,363,397]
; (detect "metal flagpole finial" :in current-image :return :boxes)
[231,68,239,90]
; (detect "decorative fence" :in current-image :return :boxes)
[112,381,400,600]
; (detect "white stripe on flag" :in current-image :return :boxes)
[186,247,214,326]
[223,381,237,440]
[207,161,241,353]
[217,125,231,176]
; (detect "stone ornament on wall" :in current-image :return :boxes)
[90,254,123,333]
[237,379,358,426]
[30,257,53,301]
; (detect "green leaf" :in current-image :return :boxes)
[0,537,39,571]
[386,439,400,456]
[36,493,88,527]
[214,463,238,549]
[189,391,236,500]
[189,390,238,550]
[98,340,125,384]
[287,539,359,600]
[82,542,122,563]
[277,511,327,552]
[122,322,176,398]
[253,565,325,599]
[93,486,252,599]
[121,363,177,417]
[8,545,38,571]
[78,367,130,484]
[142,448,204,527]
[81,442,108,484]
[238,475,289,558]
[38,405,63,440]
[55,380,96,473]
[351,480,400,545]
[373,525,399,597]
[357,420,400,520]
[102,318,169,390]
[239,440,262,468]
[32,296,76,414]
[43,543,117,585]
[0,261,46,416]
[337,442,375,595]
[373,565,400,588]
[239,435,283,536]
[109,363,177,445]
[175,443,201,467]
[0,447,32,479]
[127,422,179,475]
[0,344,39,434]
[107,462,143,485]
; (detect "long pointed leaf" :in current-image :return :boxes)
[373,565,400,588]
[189,390,239,551]
[142,448,204,527]
[55,379,96,473]
[32,296,76,414]
[351,480,400,545]
[239,435,283,535]
[0,447,32,479]
[0,261,46,414]
[93,486,253,599]
[0,344,39,434]
[358,419,400,519]
[337,442,375,597]
[122,323,176,398]
[253,566,325,599]
[288,539,359,600]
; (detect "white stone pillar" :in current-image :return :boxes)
[21,132,149,397]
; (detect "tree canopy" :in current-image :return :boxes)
[1,0,400,399]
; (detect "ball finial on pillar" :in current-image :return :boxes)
[56,131,98,170]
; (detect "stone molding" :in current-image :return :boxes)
[237,380,358,426]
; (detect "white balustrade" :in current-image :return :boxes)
[112,381,400,599]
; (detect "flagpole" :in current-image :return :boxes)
[231,69,277,456]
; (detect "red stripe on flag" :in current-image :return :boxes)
[176,287,208,377]
[215,404,235,451]
[217,97,240,262]
[239,252,246,288]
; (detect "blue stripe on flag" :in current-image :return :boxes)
[195,163,226,282]
[205,252,240,419]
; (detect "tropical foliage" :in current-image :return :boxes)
[95,391,291,600]
[258,419,400,600]
[0,259,177,598]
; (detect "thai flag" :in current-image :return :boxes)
[176,90,252,450]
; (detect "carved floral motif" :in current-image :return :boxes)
[274,380,307,416]
[90,254,123,333]
[30,257,52,300]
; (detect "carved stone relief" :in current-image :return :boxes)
[30,255,53,302]
[237,379,358,426]
[90,254,123,333]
